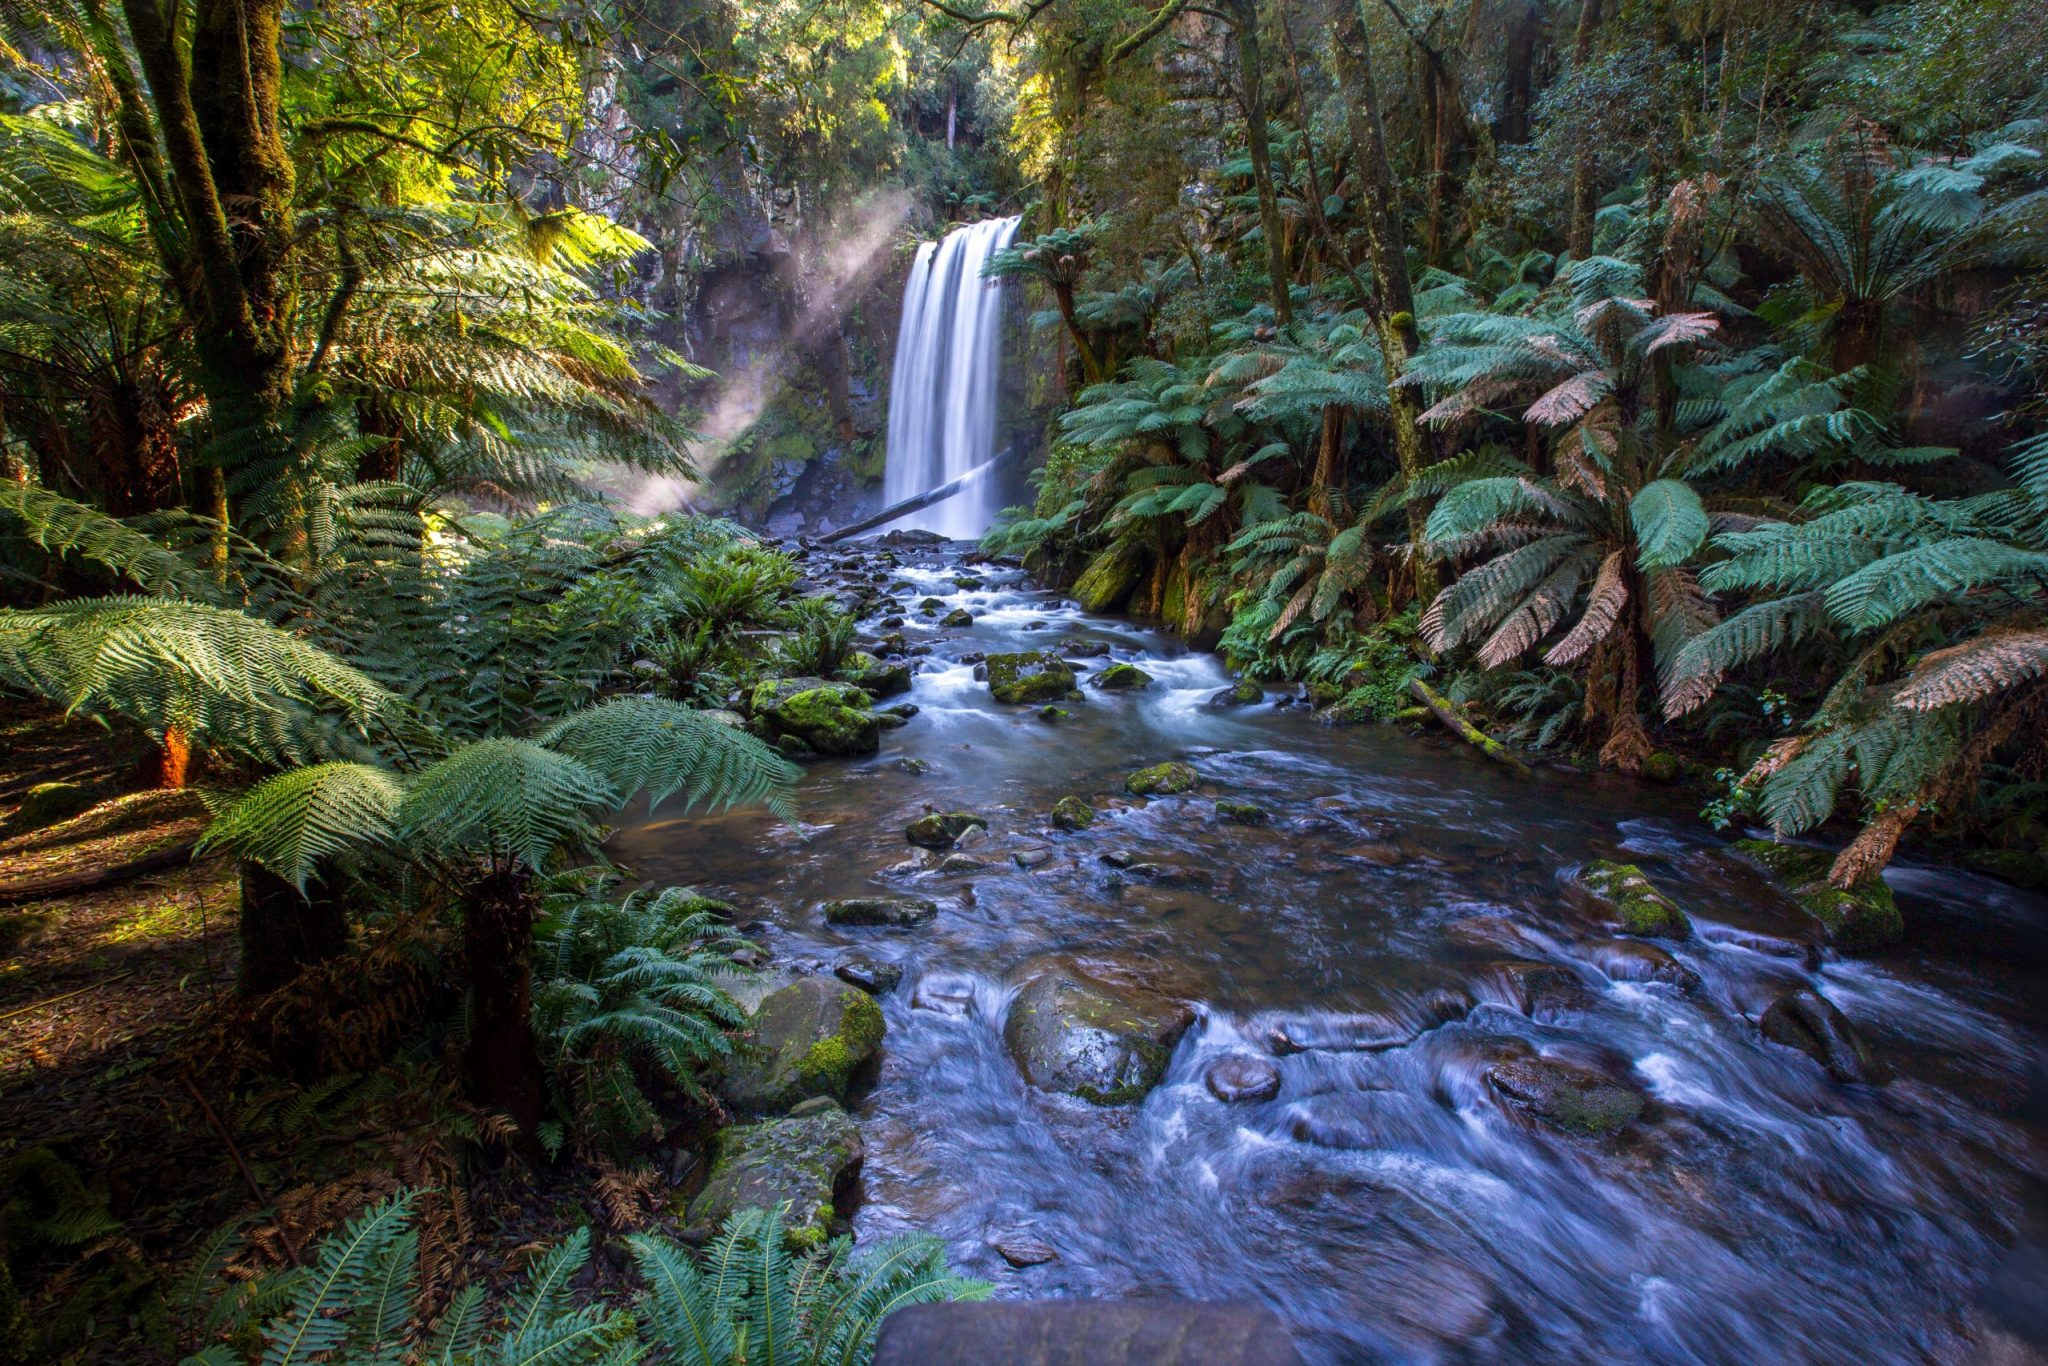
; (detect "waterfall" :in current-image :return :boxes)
[882,215,1021,539]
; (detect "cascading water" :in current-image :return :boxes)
[881,216,1021,539]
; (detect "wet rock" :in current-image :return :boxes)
[1050,796,1096,831]
[951,575,986,590]
[822,895,939,927]
[684,1102,862,1249]
[1208,679,1265,708]
[776,735,816,760]
[985,651,1080,705]
[918,596,947,614]
[1215,800,1269,825]
[1121,861,1209,887]
[882,703,919,718]
[749,678,881,757]
[894,757,933,776]
[1964,847,2048,889]
[1093,662,1154,691]
[834,958,903,996]
[1583,939,1701,990]
[938,853,988,874]
[1343,842,1409,868]
[1476,960,1595,1017]
[1206,1055,1282,1103]
[1572,860,1693,939]
[1760,987,1888,1083]
[1071,541,1147,612]
[941,608,975,628]
[876,713,909,729]
[1003,969,1194,1105]
[1036,705,1069,721]
[1125,761,1198,797]
[990,1233,1059,1267]
[1736,840,1903,950]
[1264,996,1467,1054]
[907,810,989,849]
[1057,636,1111,658]
[721,976,886,1114]
[1487,1054,1646,1136]
[1013,845,1054,869]
[879,529,945,546]
[840,652,912,697]
[1099,850,1138,869]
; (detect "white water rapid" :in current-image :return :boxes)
[881,215,1021,539]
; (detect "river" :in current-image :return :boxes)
[612,536,2047,1365]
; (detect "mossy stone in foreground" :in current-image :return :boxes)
[838,651,912,698]
[1093,662,1154,691]
[721,976,886,1114]
[1736,839,1903,949]
[822,895,939,927]
[749,677,880,756]
[1002,970,1194,1105]
[985,651,1079,704]
[1071,541,1146,612]
[1125,761,1198,797]
[1577,860,1692,939]
[1209,679,1265,707]
[1050,796,1095,831]
[684,1103,863,1249]
[1487,1055,1645,1136]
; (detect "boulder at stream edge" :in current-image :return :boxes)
[1003,968,1194,1105]
[684,1100,863,1249]
[721,976,885,1114]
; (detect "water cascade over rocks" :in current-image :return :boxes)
[880,216,1021,539]
[618,546,2045,1363]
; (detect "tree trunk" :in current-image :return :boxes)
[464,868,547,1159]
[237,861,350,997]
[1054,282,1106,385]
[1309,405,1346,517]
[1233,1,1293,326]
[1566,0,1604,258]
[1324,0,1440,604]
[89,371,181,516]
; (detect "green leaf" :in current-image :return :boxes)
[1630,479,1710,569]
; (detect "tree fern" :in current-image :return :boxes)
[539,698,798,823]
[398,739,613,870]
[200,763,406,890]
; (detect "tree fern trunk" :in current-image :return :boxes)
[465,868,547,1160]
[237,861,349,997]
[158,727,191,789]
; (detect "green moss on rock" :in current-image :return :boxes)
[839,652,912,698]
[1577,860,1692,939]
[1215,800,1269,825]
[683,1103,862,1247]
[906,810,988,848]
[749,678,880,757]
[985,651,1078,704]
[1093,662,1154,691]
[1050,796,1095,831]
[1125,762,1198,797]
[1002,969,1193,1106]
[1071,541,1147,613]
[1488,1055,1645,1136]
[721,976,886,1114]
[1736,839,1903,949]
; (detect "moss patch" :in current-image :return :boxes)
[985,652,1078,705]
[1125,762,1198,797]
[1093,663,1154,691]
[1736,839,1903,949]
[1578,861,1692,939]
[1050,796,1095,831]
[1071,541,1147,613]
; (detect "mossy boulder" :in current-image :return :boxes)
[906,810,988,849]
[1208,679,1265,707]
[1640,750,1683,784]
[1574,861,1692,939]
[822,895,939,927]
[684,1102,863,1249]
[1215,800,1269,826]
[1736,839,1903,949]
[1125,762,1197,797]
[11,781,98,832]
[722,976,886,1115]
[985,651,1078,705]
[839,652,912,698]
[1964,847,2048,889]
[1487,1054,1645,1136]
[940,608,975,628]
[1071,541,1147,613]
[1050,796,1095,832]
[1002,969,1194,1105]
[1760,987,1888,1084]
[1093,662,1153,691]
[749,678,880,757]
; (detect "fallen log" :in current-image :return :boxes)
[817,447,1015,544]
[0,839,198,905]
[1407,678,1532,774]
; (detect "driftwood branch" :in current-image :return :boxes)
[1407,677,1531,773]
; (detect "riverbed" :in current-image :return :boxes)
[614,537,2047,1365]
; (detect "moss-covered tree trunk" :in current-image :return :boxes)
[1566,0,1605,259]
[1324,0,1439,604]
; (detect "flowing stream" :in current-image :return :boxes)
[615,541,2046,1364]
[880,218,1020,539]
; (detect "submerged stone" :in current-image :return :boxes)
[985,651,1079,704]
[1206,1055,1282,1103]
[834,958,904,996]
[1574,860,1693,939]
[1760,987,1887,1084]
[990,1233,1059,1268]
[1583,939,1700,991]
[1003,968,1194,1105]
[907,810,989,849]
[685,1102,862,1249]
[721,976,886,1115]
[1736,839,1903,950]
[1125,762,1198,797]
[840,652,912,698]
[1208,679,1265,707]
[1215,800,1269,825]
[822,895,939,927]
[1487,1054,1645,1136]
